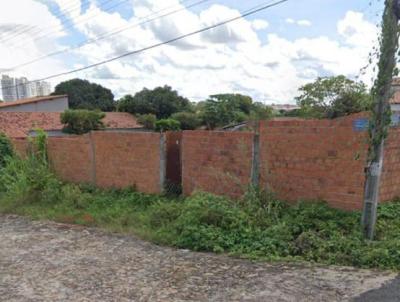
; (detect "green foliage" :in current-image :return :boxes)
[117,86,191,119]
[296,76,372,119]
[249,102,274,121]
[30,129,48,165]
[367,0,400,162]
[155,119,181,132]
[199,94,272,129]
[61,109,106,135]
[137,114,157,130]
[1,154,400,269]
[0,132,13,168]
[170,112,200,130]
[52,78,115,111]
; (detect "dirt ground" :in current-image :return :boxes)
[0,215,398,302]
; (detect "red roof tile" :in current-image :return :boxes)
[0,112,140,138]
[0,95,68,109]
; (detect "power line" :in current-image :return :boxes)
[2,0,290,91]
[4,0,131,48]
[0,0,84,41]
[6,0,210,71]
[0,0,115,43]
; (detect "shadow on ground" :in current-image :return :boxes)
[353,276,400,302]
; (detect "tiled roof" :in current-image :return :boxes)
[0,112,140,138]
[0,95,67,108]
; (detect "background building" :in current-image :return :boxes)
[0,74,52,102]
[1,75,17,101]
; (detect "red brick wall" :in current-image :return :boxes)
[11,138,30,157]
[92,132,163,194]
[182,131,254,198]
[12,132,164,194]
[259,114,369,210]
[47,135,93,184]
[380,127,400,202]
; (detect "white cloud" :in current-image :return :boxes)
[297,19,312,27]
[338,11,378,47]
[71,6,378,102]
[252,19,269,31]
[285,18,295,24]
[0,0,67,79]
[286,18,312,27]
[0,1,379,104]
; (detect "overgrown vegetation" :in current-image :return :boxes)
[61,109,106,134]
[1,138,400,270]
[0,132,13,168]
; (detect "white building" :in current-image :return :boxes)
[1,75,17,102]
[15,77,30,99]
[0,74,52,102]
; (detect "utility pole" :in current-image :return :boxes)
[362,0,400,240]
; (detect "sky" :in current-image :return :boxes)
[0,0,385,104]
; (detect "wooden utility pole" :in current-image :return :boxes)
[362,0,400,240]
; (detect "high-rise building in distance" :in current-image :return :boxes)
[0,75,52,102]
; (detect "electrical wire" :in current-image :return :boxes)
[0,0,116,43]
[3,0,131,48]
[2,0,290,91]
[6,0,210,71]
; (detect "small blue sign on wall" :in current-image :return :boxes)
[353,118,369,132]
[391,113,400,127]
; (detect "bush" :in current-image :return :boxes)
[0,132,13,168]
[137,114,157,130]
[155,119,181,132]
[61,109,106,135]
[170,112,200,130]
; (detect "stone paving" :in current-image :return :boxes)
[0,215,397,302]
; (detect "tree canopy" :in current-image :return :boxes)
[296,75,372,118]
[198,94,272,129]
[52,78,115,111]
[117,86,191,119]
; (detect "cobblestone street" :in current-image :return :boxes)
[0,215,397,302]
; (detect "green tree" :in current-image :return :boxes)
[155,119,181,132]
[296,75,372,118]
[170,112,200,130]
[61,109,106,135]
[137,114,157,130]
[211,94,253,114]
[52,79,115,111]
[249,102,274,121]
[117,86,191,119]
[198,94,271,129]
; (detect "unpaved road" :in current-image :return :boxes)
[0,215,398,302]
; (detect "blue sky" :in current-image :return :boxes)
[0,0,386,103]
